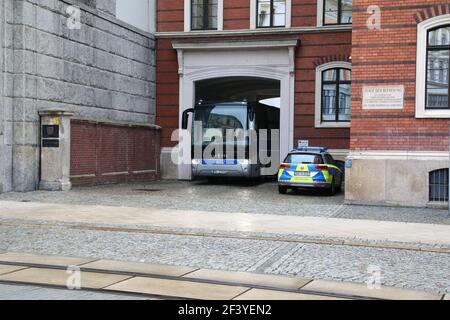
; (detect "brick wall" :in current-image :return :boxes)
[156,38,180,148]
[224,0,251,29]
[351,0,450,152]
[70,120,160,186]
[157,0,324,33]
[295,31,352,149]
[157,0,184,32]
[292,0,319,27]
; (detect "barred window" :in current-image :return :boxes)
[429,168,449,202]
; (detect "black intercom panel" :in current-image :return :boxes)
[42,125,60,139]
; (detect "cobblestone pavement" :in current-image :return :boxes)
[1,223,449,294]
[0,284,154,300]
[0,181,449,224]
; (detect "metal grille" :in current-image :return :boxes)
[429,169,449,202]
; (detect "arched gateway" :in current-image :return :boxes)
[172,39,298,180]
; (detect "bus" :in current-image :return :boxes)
[182,100,280,179]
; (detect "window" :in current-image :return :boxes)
[426,25,450,109]
[429,169,449,202]
[416,16,450,118]
[191,0,218,30]
[315,62,351,127]
[257,0,286,28]
[321,68,351,122]
[322,0,352,25]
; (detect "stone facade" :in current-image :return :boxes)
[0,0,156,192]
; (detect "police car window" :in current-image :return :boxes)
[325,154,335,164]
[285,154,323,164]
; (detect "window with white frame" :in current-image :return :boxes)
[318,0,352,27]
[185,0,223,31]
[315,62,351,128]
[416,15,450,118]
[250,0,290,29]
[191,0,218,30]
[257,0,286,28]
[426,26,450,109]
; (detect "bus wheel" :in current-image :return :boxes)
[278,186,288,194]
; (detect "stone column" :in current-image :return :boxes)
[39,110,74,191]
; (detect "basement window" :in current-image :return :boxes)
[429,168,449,202]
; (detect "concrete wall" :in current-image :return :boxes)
[0,0,156,192]
[116,0,155,33]
[346,152,449,208]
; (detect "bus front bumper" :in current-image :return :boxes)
[192,161,258,178]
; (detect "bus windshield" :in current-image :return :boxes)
[193,105,248,144]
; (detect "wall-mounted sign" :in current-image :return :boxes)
[362,85,404,110]
[346,159,353,169]
[298,140,309,148]
[42,139,60,148]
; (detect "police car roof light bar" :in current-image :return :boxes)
[294,147,328,153]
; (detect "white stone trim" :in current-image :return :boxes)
[315,61,351,128]
[218,0,224,30]
[416,14,450,118]
[348,150,449,161]
[250,0,291,29]
[317,0,324,27]
[172,39,298,51]
[184,0,223,32]
[184,0,191,32]
[329,149,349,157]
[250,0,257,29]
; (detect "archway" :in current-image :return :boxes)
[174,40,297,180]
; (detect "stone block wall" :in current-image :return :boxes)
[0,0,156,192]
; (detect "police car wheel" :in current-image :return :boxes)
[328,179,337,196]
[278,186,288,194]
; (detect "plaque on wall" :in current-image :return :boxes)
[362,85,404,110]
[42,139,60,148]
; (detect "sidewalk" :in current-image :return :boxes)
[1,201,450,248]
[0,252,444,300]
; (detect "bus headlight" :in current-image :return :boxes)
[192,159,200,165]
[238,159,249,165]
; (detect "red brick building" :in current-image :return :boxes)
[156,0,352,179]
[346,1,450,207]
[155,0,450,207]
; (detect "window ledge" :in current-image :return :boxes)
[315,122,351,129]
[416,109,450,118]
